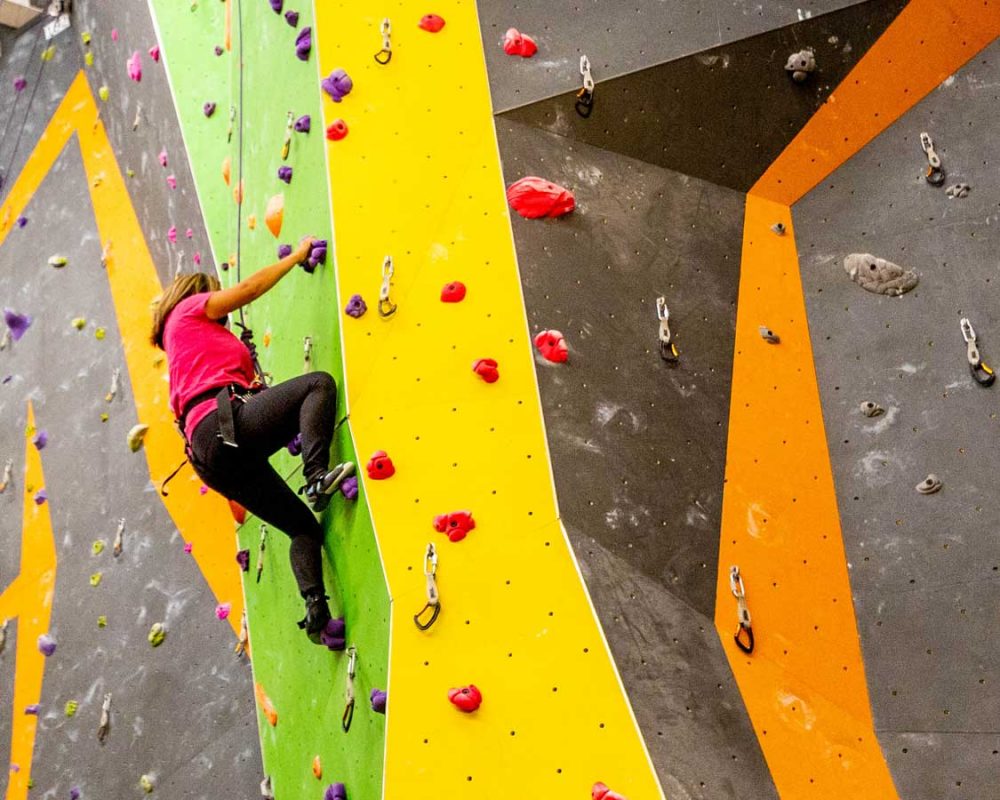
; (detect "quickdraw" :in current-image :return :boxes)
[342,645,357,732]
[961,317,994,387]
[920,132,945,186]
[379,255,397,319]
[414,543,441,631]
[656,296,679,364]
[303,335,313,373]
[575,55,595,118]
[256,523,268,584]
[374,18,392,64]
[281,110,294,160]
[729,565,754,654]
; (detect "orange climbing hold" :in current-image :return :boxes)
[222,155,231,186]
[233,179,244,205]
[312,755,323,779]
[506,176,574,219]
[254,682,278,727]
[229,500,246,525]
[265,194,284,237]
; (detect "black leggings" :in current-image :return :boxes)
[189,372,337,597]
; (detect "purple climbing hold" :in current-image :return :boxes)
[320,617,346,650]
[321,69,353,102]
[70,789,81,800]
[277,243,293,259]
[16,216,27,228]
[324,784,347,800]
[32,429,47,450]
[13,76,27,93]
[37,633,56,656]
[24,704,39,715]
[214,45,224,56]
[294,114,311,133]
[34,488,47,505]
[236,549,250,572]
[340,475,359,500]
[308,239,328,267]
[269,0,283,13]
[203,102,216,117]
[344,295,367,319]
[277,166,293,184]
[284,10,299,27]
[295,27,312,61]
[370,689,387,714]
[4,309,32,341]
[286,432,302,456]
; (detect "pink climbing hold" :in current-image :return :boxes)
[534,329,568,363]
[440,281,466,302]
[215,603,231,621]
[506,176,575,219]
[167,226,177,244]
[166,175,177,190]
[503,28,537,57]
[111,28,119,42]
[592,782,628,800]
[193,252,202,265]
[186,228,194,239]
[184,542,193,554]
[13,76,27,93]
[366,451,395,480]
[127,51,142,82]
[158,149,168,168]
[149,45,161,62]
[418,14,446,32]
[472,358,499,384]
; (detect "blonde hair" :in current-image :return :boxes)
[150,272,221,349]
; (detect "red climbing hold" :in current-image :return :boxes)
[534,329,568,363]
[326,119,349,141]
[472,358,499,384]
[418,14,446,32]
[592,783,627,800]
[448,685,482,713]
[433,511,476,543]
[503,28,537,57]
[440,281,466,302]
[229,500,247,525]
[366,451,395,480]
[506,176,575,219]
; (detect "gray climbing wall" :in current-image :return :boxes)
[499,0,907,191]
[0,9,261,799]
[794,35,1000,799]
[495,118,778,798]
[480,0,880,112]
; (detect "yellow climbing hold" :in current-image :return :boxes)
[85,51,94,67]
[89,572,102,587]
[81,32,91,45]
[97,615,107,628]
[48,255,68,268]
[98,85,109,102]
[140,774,154,793]
[222,156,231,186]
[41,46,55,62]
[91,539,105,555]
[247,214,257,231]
[71,317,86,330]
[100,413,109,423]
[65,700,78,717]
[127,424,149,452]
[148,623,166,647]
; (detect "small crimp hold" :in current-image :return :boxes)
[770,222,786,235]
[920,132,945,186]
[916,474,942,495]
[656,296,679,363]
[946,183,970,199]
[784,49,816,82]
[860,400,884,418]
[759,326,780,344]
[576,54,595,117]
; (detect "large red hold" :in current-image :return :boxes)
[506,176,575,219]
[592,783,627,800]
[503,27,537,57]
[448,685,482,713]
[366,451,395,480]
[440,281,466,302]
[418,14,446,32]
[472,358,499,384]
[433,511,476,543]
[533,329,568,363]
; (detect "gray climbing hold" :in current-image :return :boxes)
[860,401,884,418]
[759,326,780,344]
[945,183,970,199]
[916,474,942,495]
[785,49,816,82]
[770,222,786,235]
[844,253,918,296]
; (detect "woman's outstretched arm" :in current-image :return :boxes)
[204,236,316,320]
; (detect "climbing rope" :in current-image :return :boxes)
[0,23,48,204]
[414,543,441,631]
[729,565,754,654]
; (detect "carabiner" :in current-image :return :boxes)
[378,255,397,319]
[374,18,392,64]
[961,317,994,387]
[281,111,294,160]
[920,132,945,186]
[414,543,441,631]
[575,55,595,118]
[656,296,679,364]
[342,645,357,732]
[729,565,754,655]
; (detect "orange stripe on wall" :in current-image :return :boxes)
[753,0,1000,205]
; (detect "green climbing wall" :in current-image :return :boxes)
[147,1,390,796]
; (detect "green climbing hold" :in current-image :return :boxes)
[95,327,106,340]
[48,255,68,268]
[65,700,79,717]
[72,317,86,330]
[98,85,109,102]
[148,623,166,647]
[41,46,55,62]
[97,615,107,628]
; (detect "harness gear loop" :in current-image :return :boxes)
[656,296,679,363]
[414,543,441,631]
[729,565,754,654]
[374,18,392,64]
[342,645,357,732]
[961,317,995,387]
[378,255,397,319]
[256,524,268,584]
[920,132,945,185]
[575,55,595,117]
[281,110,294,160]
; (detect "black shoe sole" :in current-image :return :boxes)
[308,462,355,512]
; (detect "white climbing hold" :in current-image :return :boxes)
[785,49,816,82]
[844,253,918,296]
[759,326,780,344]
[127,424,149,452]
[859,401,884,418]
[916,474,942,495]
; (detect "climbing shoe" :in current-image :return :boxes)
[298,593,332,644]
[302,461,355,513]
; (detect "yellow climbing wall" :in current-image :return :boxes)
[315,3,663,798]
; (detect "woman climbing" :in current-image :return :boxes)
[151,236,353,643]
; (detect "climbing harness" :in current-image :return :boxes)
[729,565,754,654]
[256,524,268,584]
[920,132,945,186]
[281,111,294,160]
[960,318,994,387]
[656,296,679,364]
[378,255,397,319]
[342,645,357,732]
[374,18,392,64]
[575,55,595,118]
[414,543,441,631]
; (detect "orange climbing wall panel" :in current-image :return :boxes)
[0,74,244,637]
[718,2,1000,796]
[315,3,663,798]
[0,404,56,800]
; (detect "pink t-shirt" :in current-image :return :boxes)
[163,293,256,439]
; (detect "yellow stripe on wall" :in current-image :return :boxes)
[315,3,663,798]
